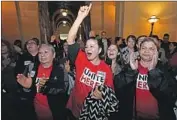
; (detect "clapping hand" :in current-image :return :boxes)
[92,86,103,100]
[39,74,48,89]
[17,74,32,88]
[148,50,158,71]
[51,35,56,42]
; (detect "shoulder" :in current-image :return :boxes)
[151,62,169,75]
[21,52,32,59]
[156,61,167,70]
[68,42,80,49]
[76,49,87,61]
[53,63,63,72]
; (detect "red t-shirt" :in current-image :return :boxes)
[34,64,53,120]
[67,50,114,118]
[136,62,159,119]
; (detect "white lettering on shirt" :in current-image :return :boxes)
[136,74,149,90]
[80,67,106,88]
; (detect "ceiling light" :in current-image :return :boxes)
[62,21,67,24]
[148,15,159,23]
[62,11,67,16]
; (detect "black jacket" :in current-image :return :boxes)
[114,62,177,120]
[15,52,39,76]
[2,66,21,120]
[18,61,67,120]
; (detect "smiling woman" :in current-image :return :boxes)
[16,43,68,120]
[38,44,56,67]
[106,44,122,76]
[65,4,115,119]
[114,36,177,120]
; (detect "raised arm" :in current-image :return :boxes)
[67,3,92,45]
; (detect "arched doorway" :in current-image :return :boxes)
[38,1,92,43]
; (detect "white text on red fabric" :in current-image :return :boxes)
[136,74,149,90]
[80,67,106,88]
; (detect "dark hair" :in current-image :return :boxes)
[126,35,136,42]
[164,33,169,37]
[115,37,122,43]
[14,39,22,48]
[126,35,137,51]
[28,37,40,45]
[140,37,159,50]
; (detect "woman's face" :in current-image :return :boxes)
[38,45,55,65]
[85,39,101,61]
[63,42,68,53]
[127,38,135,49]
[26,40,38,53]
[169,43,176,51]
[1,42,8,54]
[107,45,118,60]
[139,41,157,62]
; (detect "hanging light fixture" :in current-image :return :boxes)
[148,15,159,36]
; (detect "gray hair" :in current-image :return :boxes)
[39,44,55,54]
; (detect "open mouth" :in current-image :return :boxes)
[109,53,114,56]
[86,52,92,57]
[142,54,151,58]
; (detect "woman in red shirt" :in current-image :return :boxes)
[66,4,114,119]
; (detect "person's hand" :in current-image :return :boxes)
[17,74,32,88]
[39,74,49,88]
[51,35,56,42]
[130,52,138,70]
[89,30,96,38]
[64,60,70,73]
[77,3,92,20]
[148,50,158,71]
[92,86,103,100]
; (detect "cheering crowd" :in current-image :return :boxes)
[2,3,177,120]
